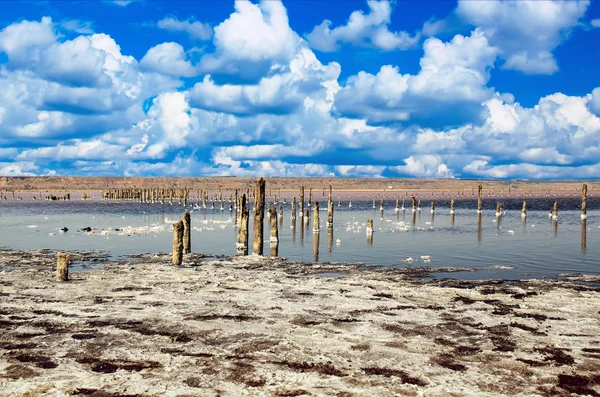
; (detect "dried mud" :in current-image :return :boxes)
[1,250,599,396]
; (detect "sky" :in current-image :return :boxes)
[0,0,599,179]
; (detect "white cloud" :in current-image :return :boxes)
[588,87,600,116]
[306,0,420,52]
[334,29,497,125]
[592,18,600,28]
[157,17,212,40]
[457,0,590,74]
[198,0,300,81]
[59,19,94,35]
[140,42,195,77]
[392,155,454,178]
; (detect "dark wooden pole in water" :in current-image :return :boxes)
[308,187,312,208]
[522,201,527,218]
[291,196,296,220]
[477,184,483,213]
[430,201,435,213]
[299,186,305,219]
[237,194,249,255]
[253,178,266,255]
[172,220,184,265]
[450,199,455,214]
[183,211,191,254]
[582,184,587,219]
[56,252,70,281]
[313,202,320,232]
[327,193,333,228]
[553,201,558,221]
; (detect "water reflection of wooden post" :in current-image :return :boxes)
[553,216,558,238]
[56,252,70,281]
[581,219,587,255]
[183,211,191,254]
[269,204,278,257]
[172,220,184,265]
[300,212,305,247]
[477,213,482,244]
[328,227,333,253]
[366,219,373,245]
[292,215,297,244]
[417,199,421,212]
[253,178,266,255]
[521,201,527,218]
[237,194,248,255]
[313,202,320,232]
[412,210,416,226]
[477,184,483,213]
[314,229,320,261]
[581,184,587,220]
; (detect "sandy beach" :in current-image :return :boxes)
[1,250,599,396]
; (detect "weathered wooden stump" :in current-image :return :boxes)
[553,201,558,221]
[581,184,587,220]
[183,211,191,254]
[477,184,483,213]
[450,199,455,215]
[172,220,184,266]
[430,201,435,214]
[269,204,278,244]
[522,201,527,218]
[327,197,333,228]
[237,194,249,255]
[253,178,266,255]
[291,196,296,220]
[56,252,70,281]
[299,186,305,218]
[313,202,320,232]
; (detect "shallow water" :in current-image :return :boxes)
[0,197,598,279]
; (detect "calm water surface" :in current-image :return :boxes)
[0,197,598,279]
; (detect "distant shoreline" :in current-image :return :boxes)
[0,176,597,193]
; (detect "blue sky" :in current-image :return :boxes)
[0,0,599,179]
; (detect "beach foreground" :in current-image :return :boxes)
[1,251,599,396]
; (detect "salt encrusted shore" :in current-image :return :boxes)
[1,251,599,397]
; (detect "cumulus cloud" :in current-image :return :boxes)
[306,0,420,52]
[198,0,300,82]
[157,17,212,40]
[592,19,600,28]
[140,42,196,77]
[334,29,498,126]
[0,1,599,180]
[456,0,589,74]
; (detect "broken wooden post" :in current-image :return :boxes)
[172,220,184,265]
[299,186,305,219]
[291,196,296,220]
[304,209,310,224]
[411,196,416,212]
[327,196,333,228]
[395,198,399,213]
[308,187,312,208]
[278,204,283,224]
[477,184,483,213]
[581,183,587,220]
[495,202,502,217]
[430,201,435,214]
[253,178,266,255]
[366,219,373,245]
[450,199,455,215]
[183,211,191,254]
[269,205,278,257]
[237,194,249,255]
[522,201,527,218]
[313,202,320,232]
[56,252,70,281]
[417,199,421,212]
[553,201,558,221]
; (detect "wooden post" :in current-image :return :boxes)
[366,219,373,245]
[411,196,416,212]
[328,227,333,253]
[291,196,296,220]
[450,199,455,214]
[430,201,435,214]
[253,178,266,255]
[269,204,278,244]
[308,187,312,208]
[553,201,558,221]
[522,201,527,218]
[477,184,483,213]
[327,196,333,228]
[278,204,284,224]
[56,252,70,281]
[395,198,399,213]
[299,186,305,219]
[313,202,320,232]
[183,211,191,254]
[237,194,249,255]
[172,220,184,265]
[495,202,502,217]
[582,184,587,220]
[417,199,421,212]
